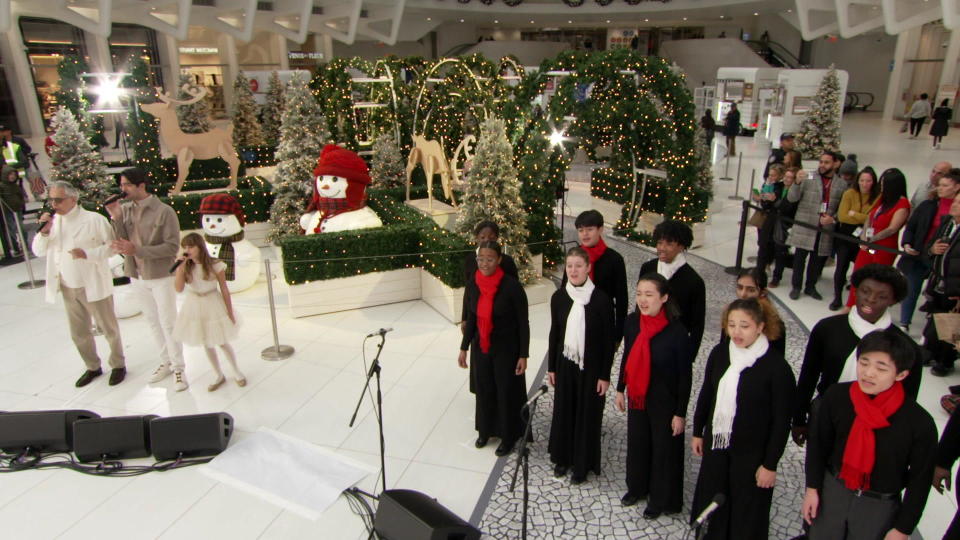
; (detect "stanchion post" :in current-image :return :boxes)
[724,200,750,275]
[1,198,44,290]
[727,154,745,201]
[719,151,732,181]
[261,258,294,361]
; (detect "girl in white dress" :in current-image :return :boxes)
[172,233,246,391]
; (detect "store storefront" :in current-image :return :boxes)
[0,50,18,131]
[109,23,164,88]
[20,17,87,126]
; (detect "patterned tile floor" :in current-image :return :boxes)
[475,231,809,539]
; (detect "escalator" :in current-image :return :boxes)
[745,40,808,69]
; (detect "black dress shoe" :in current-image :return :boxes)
[494,441,514,457]
[475,436,489,449]
[828,298,842,311]
[570,474,586,485]
[620,493,640,507]
[554,464,568,477]
[75,368,103,387]
[789,288,801,300]
[804,288,823,301]
[642,507,662,519]
[108,368,126,386]
[932,364,955,377]
[949,384,960,394]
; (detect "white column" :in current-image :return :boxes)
[218,33,238,111]
[0,15,44,135]
[316,33,334,62]
[883,26,922,120]
[157,34,181,91]
[85,31,112,73]
[274,34,289,70]
[939,30,960,91]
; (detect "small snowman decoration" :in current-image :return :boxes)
[299,144,383,234]
[199,193,262,292]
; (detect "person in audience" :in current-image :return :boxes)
[930,99,953,149]
[615,273,693,518]
[562,210,627,339]
[723,103,740,157]
[922,191,960,376]
[701,109,716,148]
[836,154,858,190]
[911,161,953,208]
[0,165,28,257]
[898,170,960,333]
[934,406,960,540]
[802,329,936,540]
[32,181,126,387]
[830,167,880,311]
[638,220,706,354]
[787,151,847,301]
[690,298,795,540]
[845,168,911,308]
[721,267,786,354]
[548,247,615,485]
[771,166,800,287]
[755,164,785,272]
[792,264,922,447]
[783,149,803,170]
[458,241,529,457]
[907,93,932,139]
[763,132,794,179]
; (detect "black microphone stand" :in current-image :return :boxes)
[509,397,540,540]
[348,332,388,496]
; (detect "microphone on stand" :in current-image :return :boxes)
[691,494,726,529]
[366,327,394,338]
[522,385,549,409]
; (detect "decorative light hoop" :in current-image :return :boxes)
[413,58,490,135]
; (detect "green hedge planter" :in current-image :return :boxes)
[159,176,274,230]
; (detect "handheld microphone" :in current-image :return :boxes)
[169,255,186,274]
[365,327,394,338]
[523,385,549,409]
[103,192,127,206]
[691,494,726,529]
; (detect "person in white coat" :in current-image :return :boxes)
[32,181,126,387]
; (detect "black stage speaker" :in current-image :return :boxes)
[73,415,158,462]
[374,489,481,540]
[0,410,100,453]
[149,413,233,460]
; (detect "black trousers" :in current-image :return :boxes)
[691,448,773,540]
[832,234,859,302]
[792,245,827,291]
[946,470,960,539]
[923,292,959,369]
[625,408,684,513]
[910,117,926,136]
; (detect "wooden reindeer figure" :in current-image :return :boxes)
[140,85,240,195]
[405,134,457,211]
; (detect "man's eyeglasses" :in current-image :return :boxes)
[48,197,68,204]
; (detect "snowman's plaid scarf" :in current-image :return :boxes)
[203,231,245,281]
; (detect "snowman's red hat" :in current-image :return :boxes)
[312,144,371,209]
[199,193,246,226]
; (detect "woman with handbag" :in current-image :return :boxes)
[754,164,785,271]
[923,191,960,376]
[829,167,880,311]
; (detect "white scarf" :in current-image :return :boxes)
[838,308,892,383]
[712,334,769,450]
[562,277,596,370]
[657,252,687,280]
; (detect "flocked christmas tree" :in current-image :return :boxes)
[49,106,113,205]
[455,116,536,284]
[795,65,842,158]
[53,56,106,147]
[175,73,212,134]
[261,71,284,145]
[692,125,714,195]
[369,131,405,189]
[231,72,265,147]
[269,72,331,241]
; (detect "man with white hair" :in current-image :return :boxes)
[32,181,126,386]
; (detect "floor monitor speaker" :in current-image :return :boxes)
[149,413,233,461]
[0,410,100,453]
[374,489,481,540]
[73,415,158,462]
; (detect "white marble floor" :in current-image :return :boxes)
[0,112,954,539]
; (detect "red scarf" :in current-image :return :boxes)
[581,237,608,280]
[624,310,669,409]
[311,197,353,233]
[475,267,504,354]
[839,381,905,491]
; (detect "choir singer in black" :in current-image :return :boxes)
[458,241,529,457]
[690,298,796,540]
[615,273,693,518]
[548,246,615,485]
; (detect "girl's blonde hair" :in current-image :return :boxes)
[721,298,783,341]
[180,233,216,283]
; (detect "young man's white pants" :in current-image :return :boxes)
[130,276,184,370]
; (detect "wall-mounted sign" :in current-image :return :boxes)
[288,51,324,60]
[178,47,219,54]
[792,96,813,115]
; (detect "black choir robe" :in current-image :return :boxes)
[462,253,519,325]
[461,273,530,445]
[793,313,923,428]
[937,407,960,539]
[690,342,796,540]
[547,286,615,479]
[639,259,707,354]
[561,248,628,338]
[616,313,693,513]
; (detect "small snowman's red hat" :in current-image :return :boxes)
[312,144,371,209]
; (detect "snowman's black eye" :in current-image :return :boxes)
[217,218,222,222]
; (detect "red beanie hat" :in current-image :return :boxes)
[199,193,246,226]
[312,144,371,209]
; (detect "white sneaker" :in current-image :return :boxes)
[148,364,172,383]
[174,370,189,392]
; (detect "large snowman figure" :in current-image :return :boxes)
[299,144,382,234]
[198,193,262,292]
